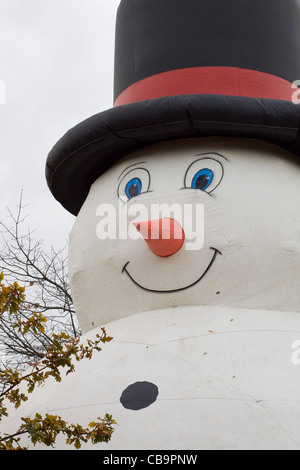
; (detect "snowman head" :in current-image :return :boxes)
[68,137,300,333]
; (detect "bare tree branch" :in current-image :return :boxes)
[0,193,80,374]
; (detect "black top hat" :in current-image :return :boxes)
[46,0,300,216]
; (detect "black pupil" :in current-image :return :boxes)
[195,174,210,190]
[129,183,139,197]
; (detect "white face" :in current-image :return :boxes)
[69,137,300,333]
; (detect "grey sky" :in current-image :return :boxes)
[0,0,120,249]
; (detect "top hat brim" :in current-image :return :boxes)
[46,94,300,216]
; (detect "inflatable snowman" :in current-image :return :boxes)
[5,0,300,450]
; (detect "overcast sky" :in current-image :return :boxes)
[0,0,120,250]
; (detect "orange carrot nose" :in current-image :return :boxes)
[134,218,185,257]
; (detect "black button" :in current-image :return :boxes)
[120,381,159,410]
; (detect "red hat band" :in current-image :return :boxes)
[115,66,294,107]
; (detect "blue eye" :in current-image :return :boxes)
[191,169,214,191]
[125,178,142,199]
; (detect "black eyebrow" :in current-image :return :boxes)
[118,161,147,180]
[195,152,229,162]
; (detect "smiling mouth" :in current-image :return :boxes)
[122,247,222,294]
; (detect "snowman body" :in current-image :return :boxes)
[3,306,300,450]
